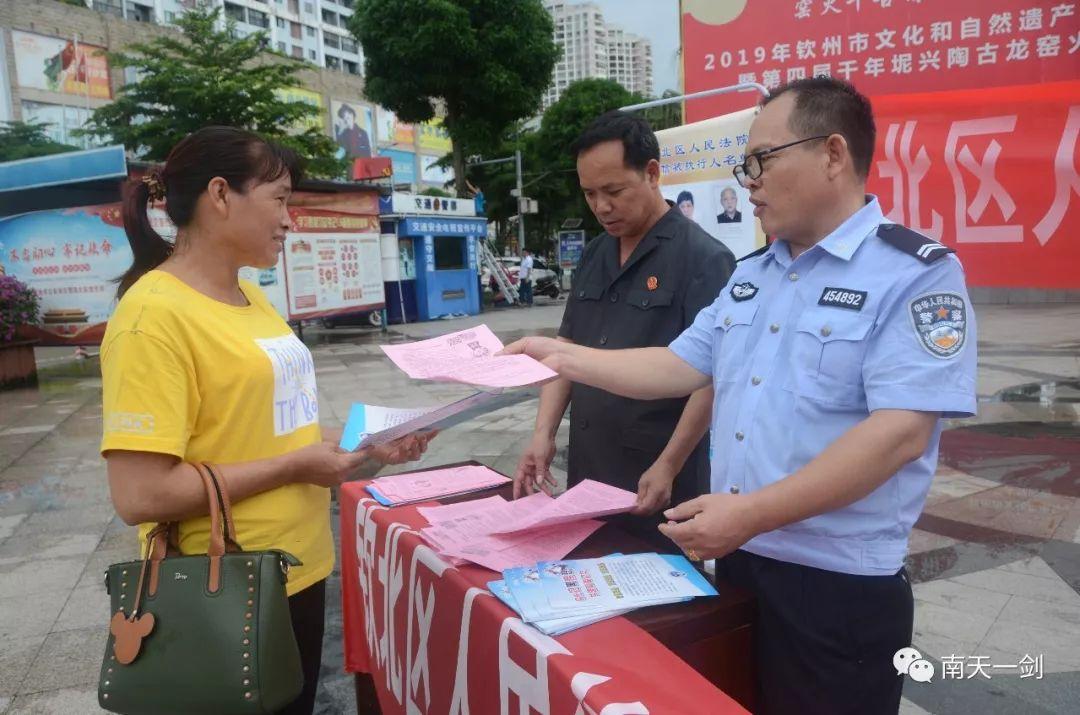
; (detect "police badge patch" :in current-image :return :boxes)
[730,281,758,302]
[909,292,967,359]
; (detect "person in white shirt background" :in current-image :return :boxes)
[518,248,535,306]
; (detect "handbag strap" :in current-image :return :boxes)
[201,463,242,552]
[147,464,228,596]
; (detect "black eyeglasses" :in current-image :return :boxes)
[732,135,830,188]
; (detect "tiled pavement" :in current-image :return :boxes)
[0,297,1078,714]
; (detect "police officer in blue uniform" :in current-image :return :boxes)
[502,77,977,714]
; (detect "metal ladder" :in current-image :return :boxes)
[480,239,518,305]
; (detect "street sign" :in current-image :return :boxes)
[558,229,585,269]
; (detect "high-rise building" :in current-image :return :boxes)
[85,0,364,76]
[607,28,652,99]
[542,0,653,108]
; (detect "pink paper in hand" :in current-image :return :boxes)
[380,324,556,388]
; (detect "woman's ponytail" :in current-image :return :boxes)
[114,127,303,299]
[117,173,172,298]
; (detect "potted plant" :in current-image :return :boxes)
[0,275,41,389]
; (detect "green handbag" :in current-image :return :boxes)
[98,463,304,714]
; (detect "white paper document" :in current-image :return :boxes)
[338,390,530,451]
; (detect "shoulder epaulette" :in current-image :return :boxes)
[877,224,954,264]
[737,244,770,263]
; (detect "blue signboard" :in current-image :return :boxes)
[377,148,417,185]
[400,217,487,237]
[558,230,586,269]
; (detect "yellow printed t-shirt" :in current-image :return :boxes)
[100,270,331,595]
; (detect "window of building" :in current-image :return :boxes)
[341,37,357,54]
[306,25,316,37]
[21,101,96,149]
[248,9,270,28]
[277,41,287,52]
[125,2,153,22]
[343,59,359,75]
[224,2,246,24]
[309,49,317,60]
[164,10,178,24]
[304,2,314,14]
[92,1,123,18]
[325,55,341,70]
[434,237,465,270]
[324,33,341,49]
[291,21,302,39]
[321,9,338,25]
[292,46,304,58]
[288,0,299,13]
[276,17,286,28]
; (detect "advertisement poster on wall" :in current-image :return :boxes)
[679,0,1080,288]
[0,205,129,345]
[657,106,761,259]
[276,86,326,134]
[0,206,384,345]
[376,106,416,147]
[282,211,385,319]
[11,31,111,99]
[418,120,452,153]
[378,148,418,185]
[420,155,454,187]
[331,99,374,159]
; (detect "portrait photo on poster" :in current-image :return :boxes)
[661,179,756,258]
[715,184,743,224]
[331,100,373,159]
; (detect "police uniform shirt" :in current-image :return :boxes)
[559,205,735,504]
[669,196,977,576]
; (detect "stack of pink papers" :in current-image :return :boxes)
[367,465,509,507]
[416,480,638,572]
[380,324,557,388]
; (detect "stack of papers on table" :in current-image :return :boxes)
[490,552,718,635]
[366,464,509,506]
[416,480,637,572]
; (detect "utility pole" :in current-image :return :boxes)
[468,152,527,255]
[514,148,524,256]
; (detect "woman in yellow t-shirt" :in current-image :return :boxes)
[101,126,431,715]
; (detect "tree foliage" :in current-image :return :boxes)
[640,89,685,132]
[0,121,80,162]
[79,6,344,177]
[349,0,559,196]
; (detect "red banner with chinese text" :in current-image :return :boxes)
[338,483,749,715]
[683,0,1080,121]
[869,81,1079,288]
[681,1,1080,288]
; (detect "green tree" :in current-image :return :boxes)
[0,121,80,162]
[349,0,559,197]
[78,6,344,177]
[640,89,684,132]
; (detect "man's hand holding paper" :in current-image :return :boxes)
[382,324,557,388]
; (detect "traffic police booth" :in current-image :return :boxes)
[378,193,485,323]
